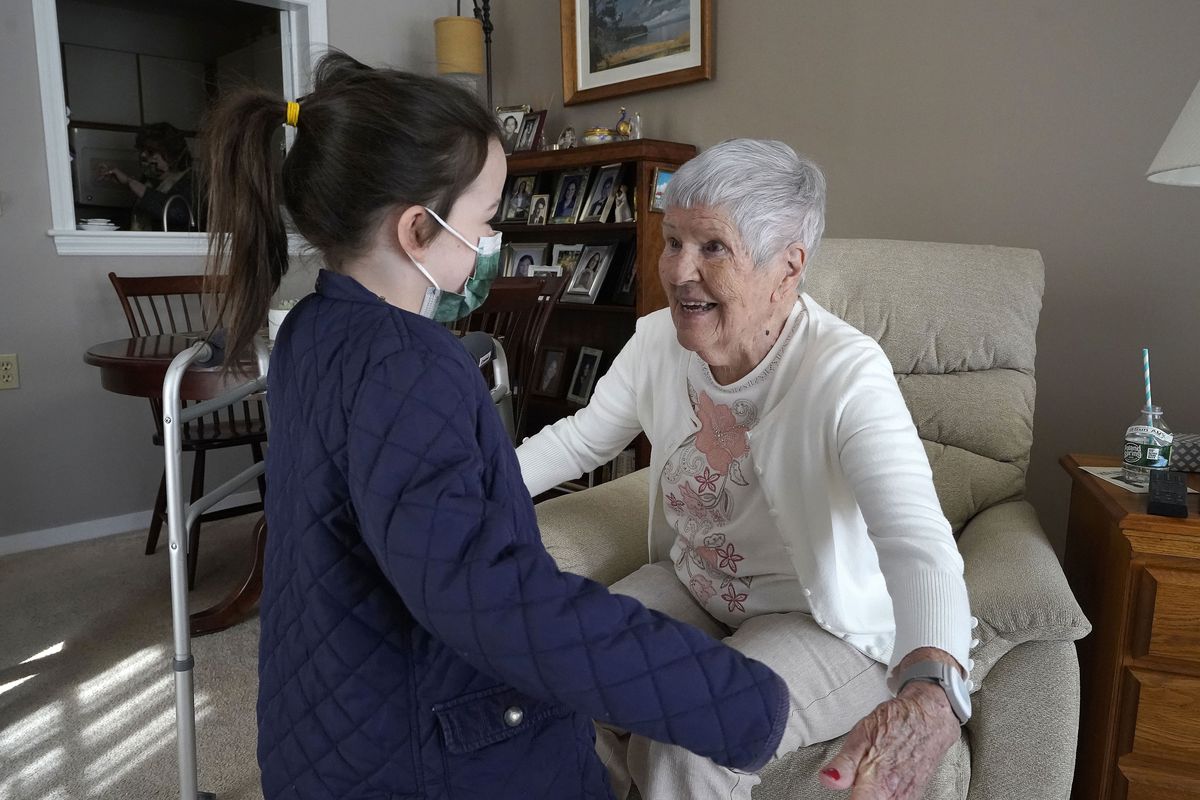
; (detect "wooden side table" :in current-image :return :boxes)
[1062,454,1200,800]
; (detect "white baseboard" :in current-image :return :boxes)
[0,491,262,558]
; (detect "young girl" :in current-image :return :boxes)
[202,53,787,800]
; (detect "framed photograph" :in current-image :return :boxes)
[560,0,713,106]
[550,168,591,224]
[650,167,675,212]
[613,248,637,304]
[496,104,531,155]
[578,163,621,223]
[528,264,564,278]
[527,194,550,226]
[612,184,634,222]
[551,243,585,275]
[532,347,568,397]
[501,175,537,222]
[514,110,547,152]
[562,243,616,304]
[504,242,548,277]
[567,347,604,404]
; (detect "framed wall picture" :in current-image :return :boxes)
[560,0,713,106]
[562,243,616,304]
[504,242,548,277]
[496,104,530,154]
[514,109,547,152]
[551,168,591,224]
[566,346,603,404]
[650,167,675,212]
[532,347,567,397]
[527,194,550,226]
[578,163,621,223]
[551,243,585,276]
[501,174,537,222]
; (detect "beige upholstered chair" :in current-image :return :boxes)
[532,239,1091,799]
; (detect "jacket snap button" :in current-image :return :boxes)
[971,638,980,648]
[968,658,975,671]
[802,588,812,597]
[970,616,979,629]
[503,706,524,727]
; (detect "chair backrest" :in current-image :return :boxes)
[449,276,566,437]
[107,273,215,337]
[107,272,260,440]
[804,239,1045,532]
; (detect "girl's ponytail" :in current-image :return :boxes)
[202,89,290,369]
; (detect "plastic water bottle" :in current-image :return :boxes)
[1122,405,1174,486]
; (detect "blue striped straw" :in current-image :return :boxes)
[1143,348,1153,410]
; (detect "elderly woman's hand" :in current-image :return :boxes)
[817,650,962,798]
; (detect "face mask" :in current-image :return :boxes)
[408,206,502,322]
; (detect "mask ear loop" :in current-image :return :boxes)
[423,206,485,254]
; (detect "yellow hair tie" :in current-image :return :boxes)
[285,101,300,127]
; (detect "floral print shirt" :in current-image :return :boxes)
[665,303,808,628]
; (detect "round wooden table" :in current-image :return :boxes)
[85,333,265,636]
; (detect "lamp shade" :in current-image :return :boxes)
[1147,77,1200,186]
[435,16,484,76]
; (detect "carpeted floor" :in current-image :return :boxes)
[0,518,265,800]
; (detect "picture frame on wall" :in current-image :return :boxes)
[650,167,675,212]
[566,346,603,405]
[551,168,591,224]
[562,243,616,304]
[501,175,537,222]
[532,347,568,398]
[504,242,548,277]
[496,104,530,154]
[514,109,547,152]
[578,163,621,223]
[560,0,713,106]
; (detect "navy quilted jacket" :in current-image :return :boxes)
[258,270,789,799]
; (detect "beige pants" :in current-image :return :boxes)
[597,561,892,800]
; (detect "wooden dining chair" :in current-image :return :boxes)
[448,276,565,440]
[107,272,267,588]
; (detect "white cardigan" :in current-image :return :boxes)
[517,297,971,671]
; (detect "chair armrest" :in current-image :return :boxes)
[534,468,650,586]
[959,500,1091,683]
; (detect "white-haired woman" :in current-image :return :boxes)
[516,139,972,800]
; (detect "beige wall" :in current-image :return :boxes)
[490,0,1200,553]
[0,0,454,540]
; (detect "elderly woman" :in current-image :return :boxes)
[516,139,971,799]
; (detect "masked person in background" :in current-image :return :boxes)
[201,51,788,800]
[101,122,202,231]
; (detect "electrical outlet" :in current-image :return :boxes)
[0,354,19,389]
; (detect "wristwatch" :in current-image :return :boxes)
[887,660,972,725]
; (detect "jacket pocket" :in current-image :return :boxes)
[432,684,570,755]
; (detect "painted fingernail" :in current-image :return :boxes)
[822,768,841,781]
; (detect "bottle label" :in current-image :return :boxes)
[1123,429,1173,469]
[1125,425,1173,446]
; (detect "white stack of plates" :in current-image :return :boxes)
[78,218,119,231]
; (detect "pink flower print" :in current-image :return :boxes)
[696,467,720,493]
[667,492,685,512]
[689,575,717,603]
[695,392,749,474]
[721,585,748,614]
[715,543,743,573]
[694,546,722,572]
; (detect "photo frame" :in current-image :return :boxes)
[527,264,564,278]
[566,346,604,405]
[551,243,585,276]
[612,184,635,222]
[527,194,550,226]
[578,163,622,223]
[550,168,591,224]
[501,175,538,222]
[650,167,675,212]
[613,248,638,304]
[496,104,531,154]
[532,347,568,397]
[562,243,616,304]
[561,0,713,106]
[514,110,547,153]
[504,242,548,277]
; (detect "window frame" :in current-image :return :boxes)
[32,0,328,256]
